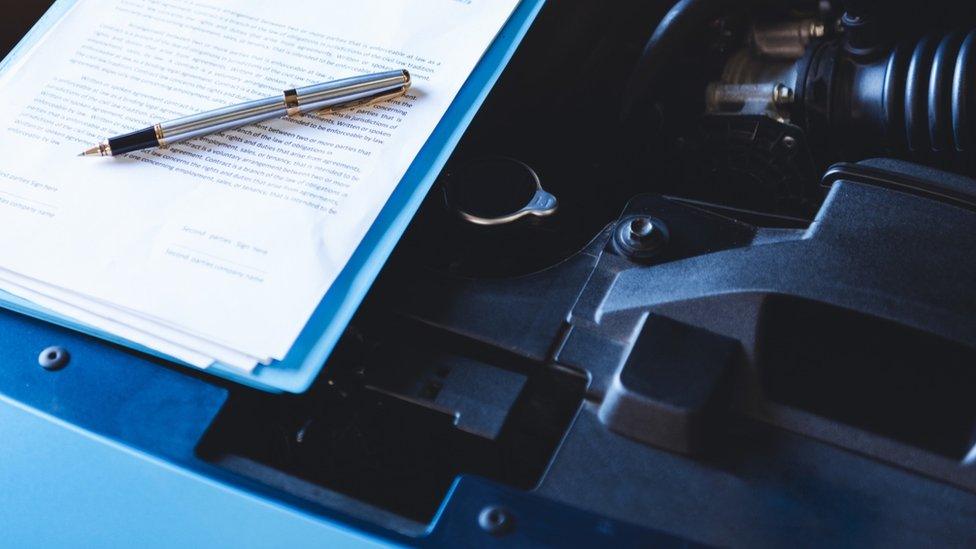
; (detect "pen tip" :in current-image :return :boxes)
[79,143,109,157]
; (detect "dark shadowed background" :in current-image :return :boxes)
[1,3,54,57]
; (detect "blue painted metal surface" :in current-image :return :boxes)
[424,476,702,548]
[0,306,227,465]
[0,395,393,549]
[0,295,409,546]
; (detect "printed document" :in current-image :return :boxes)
[0,0,518,369]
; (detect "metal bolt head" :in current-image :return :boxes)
[782,135,797,149]
[614,215,668,261]
[773,83,795,106]
[629,217,655,240]
[478,506,514,536]
[38,346,70,371]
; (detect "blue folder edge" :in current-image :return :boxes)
[0,0,545,393]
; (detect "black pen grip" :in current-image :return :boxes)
[108,127,159,155]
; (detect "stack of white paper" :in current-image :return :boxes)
[0,0,518,372]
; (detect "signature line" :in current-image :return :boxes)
[171,245,267,275]
[0,190,58,210]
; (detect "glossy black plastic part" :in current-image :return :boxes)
[107,126,158,155]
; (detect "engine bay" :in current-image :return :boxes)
[193,0,976,544]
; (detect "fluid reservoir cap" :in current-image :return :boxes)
[443,157,557,226]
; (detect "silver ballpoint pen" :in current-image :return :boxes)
[80,69,411,157]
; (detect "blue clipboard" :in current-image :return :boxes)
[0,0,545,393]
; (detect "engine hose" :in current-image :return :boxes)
[877,30,975,160]
[798,29,975,171]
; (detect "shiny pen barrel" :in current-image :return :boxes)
[285,70,411,116]
[85,70,410,157]
[154,95,289,148]
[159,70,410,146]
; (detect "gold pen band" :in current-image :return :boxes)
[153,123,167,148]
[283,88,300,117]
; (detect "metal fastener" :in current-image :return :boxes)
[478,506,514,536]
[773,83,795,106]
[38,346,70,370]
[629,217,655,240]
[614,215,669,261]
